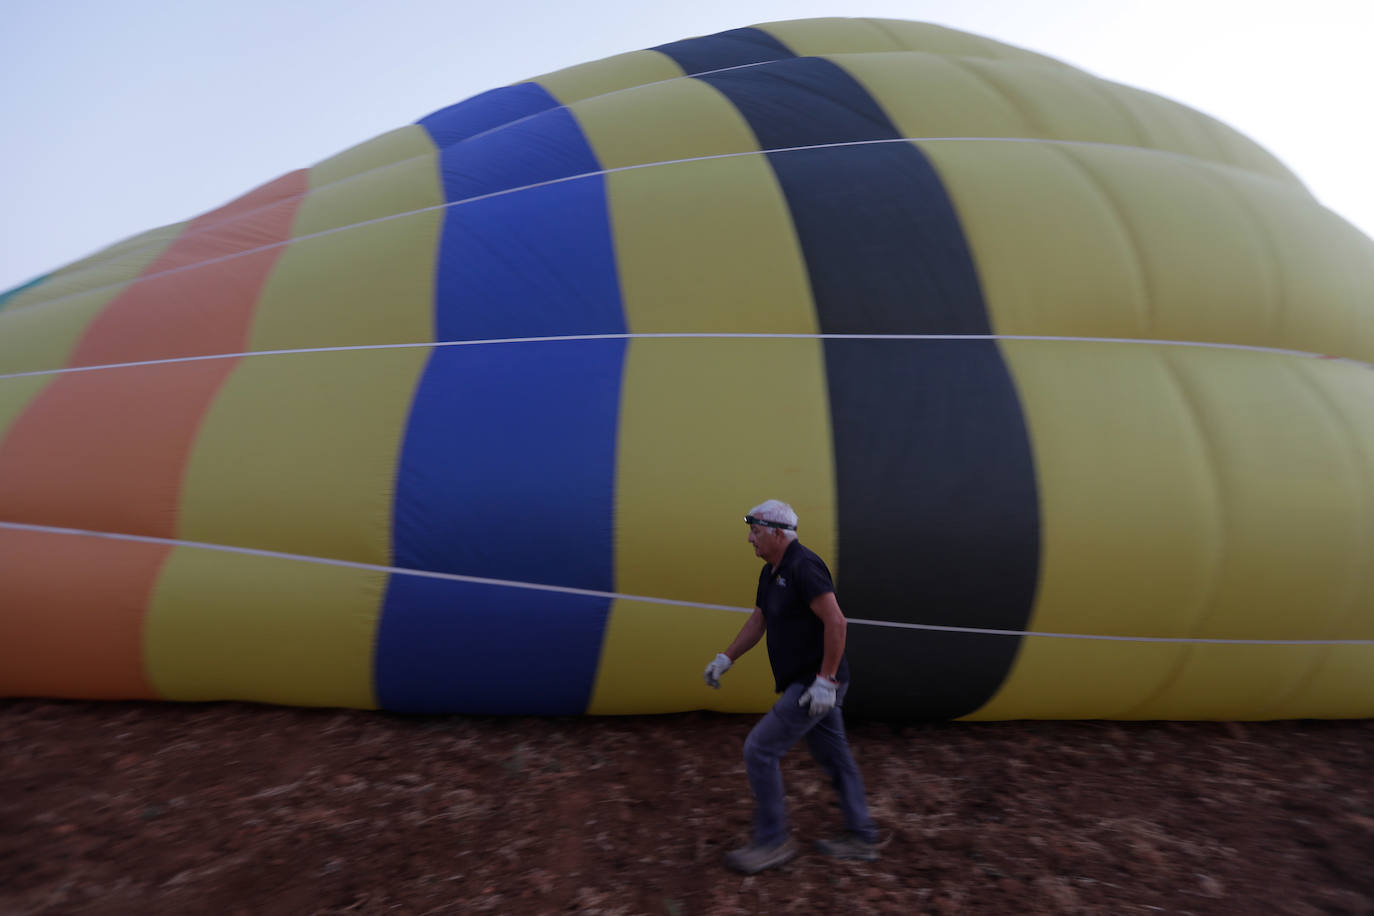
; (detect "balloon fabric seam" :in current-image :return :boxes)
[0,520,1367,648]
[0,334,1364,383]
[0,50,1178,305]
[0,136,1306,319]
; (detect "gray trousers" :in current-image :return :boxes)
[743,680,879,846]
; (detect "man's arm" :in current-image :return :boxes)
[704,608,765,689]
[723,607,766,661]
[809,592,847,680]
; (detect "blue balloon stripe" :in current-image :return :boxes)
[375,576,612,715]
[419,82,561,149]
[389,339,625,586]
[377,338,626,714]
[377,336,625,713]
[434,176,625,342]
[378,100,623,715]
[428,106,602,204]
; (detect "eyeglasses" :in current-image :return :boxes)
[744,515,795,531]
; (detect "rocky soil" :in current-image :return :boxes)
[2,699,1371,915]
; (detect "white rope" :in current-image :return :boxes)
[2,520,1368,646]
[0,332,1362,382]
[1,131,1291,318]
[6,39,1265,310]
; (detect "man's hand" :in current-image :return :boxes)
[703,653,733,688]
[798,675,838,716]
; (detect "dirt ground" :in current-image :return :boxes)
[2,699,1371,915]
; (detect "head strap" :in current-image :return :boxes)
[744,515,796,531]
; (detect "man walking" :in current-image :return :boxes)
[703,499,880,874]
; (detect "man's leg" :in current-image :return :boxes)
[742,682,814,846]
[804,695,879,846]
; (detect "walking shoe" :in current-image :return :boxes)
[723,838,798,874]
[815,833,879,861]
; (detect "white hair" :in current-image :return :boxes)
[748,499,799,541]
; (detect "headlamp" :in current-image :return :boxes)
[744,515,796,531]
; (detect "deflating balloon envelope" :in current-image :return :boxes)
[2,18,1372,720]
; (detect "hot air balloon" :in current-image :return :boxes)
[2,18,1371,719]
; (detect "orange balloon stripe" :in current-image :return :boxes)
[0,527,168,699]
[0,360,257,536]
[0,172,308,699]
[69,171,308,367]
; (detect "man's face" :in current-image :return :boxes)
[748,524,777,559]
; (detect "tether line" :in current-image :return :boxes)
[1,332,1361,382]
[2,520,1368,646]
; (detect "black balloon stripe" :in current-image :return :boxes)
[652,27,796,77]
[694,54,1042,719]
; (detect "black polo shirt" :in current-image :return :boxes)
[756,539,851,693]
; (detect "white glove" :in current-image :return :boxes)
[704,653,733,688]
[798,675,838,716]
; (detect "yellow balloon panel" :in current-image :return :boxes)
[567,75,758,171]
[0,286,123,375]
[603,156,815,334]
[1125,645,1333,721]
[998,341,1221,642]
[535,49,684,105]
[1,222,186,314]
[1207,168,1374,360]
[613,338,834,608]
[1262,646,1374,719]
[248,203,442,351]
[146,547,385,708]
[981,342,1374,719]
[178,348,430,565]
[761,17,1067,69]
[757,17,907,55]
[294,144,443,238]
[836,52,1040,140]
[965,638,1185,721]
[589,601,775,715]
[1095,81,1299,185]
[924,140,1304,347]
[308,124,439,189]
[1162,349,1371,642]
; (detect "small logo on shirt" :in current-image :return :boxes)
[776,576,787,588]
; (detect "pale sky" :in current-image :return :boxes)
[2,0,1370,293]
